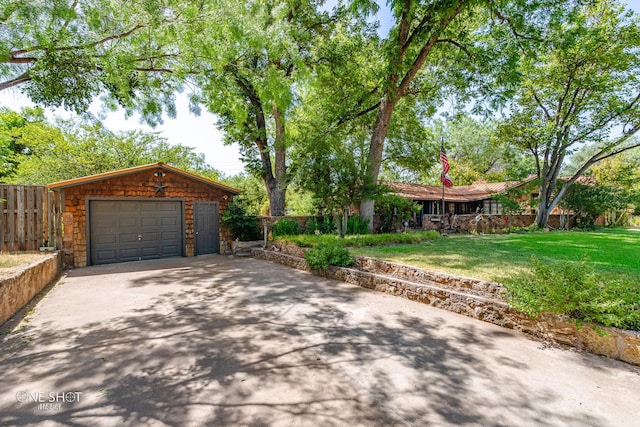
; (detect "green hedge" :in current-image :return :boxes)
[222,202,261,241]
[275,231,440,248]
[304,242,354,270]
[272,219,300,237]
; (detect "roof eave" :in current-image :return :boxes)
[47,162,240,195]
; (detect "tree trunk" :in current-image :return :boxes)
[339,207,349,237]
[268,184,286,217]
[270,104,288,216]
[535,201,551,229]
[536,174,569,228]
[234,74,288,217]
[361,97,397,231]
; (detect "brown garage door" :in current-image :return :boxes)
[89,200,183,265]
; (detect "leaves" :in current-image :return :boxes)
[495,0,640,226]
[504,257,640,331]
[1,108,220,184]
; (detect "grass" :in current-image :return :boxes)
[0,253,48,267]
[349,228,640,283]
[0,255,24,268]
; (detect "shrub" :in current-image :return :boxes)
[503,258,640,331]
[276,231,440,248]
[346,214,369,235]
[341,231,440,247]
[304,242,354,270]
[271,218,301,237]
[222,202,262,241]
[376,194,420,233]
[305,216,337,235]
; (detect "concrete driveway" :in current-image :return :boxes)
[1,255,639,427]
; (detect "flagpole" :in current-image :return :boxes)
[442,175,445,227]
[441,137,445,229]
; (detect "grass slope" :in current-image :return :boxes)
[350,228,640,283]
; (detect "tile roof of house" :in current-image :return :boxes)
[386,176,536,202]
[48,162,240,194]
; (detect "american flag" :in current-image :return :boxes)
[440,141,450,174]
[439,142,453,187]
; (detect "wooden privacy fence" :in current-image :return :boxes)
[0,185,63,252]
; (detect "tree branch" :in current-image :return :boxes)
[133,67,173,73]
[532,91,552,121]
[398,0,411,47]
[566,126,640,187]
[336,101,382,126]
[398,1,464,97]
[569,92,640,146]
[436,38,473,58]
[399,10,432,58]
[490,2,544,43]
[0,71,31,91]
[555,61,583,126]
[59,0,79,34]
[6,57,37,64]
[10,23,148,57]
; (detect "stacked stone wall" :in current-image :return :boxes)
[0,252,62,326]
[422,214,574,232]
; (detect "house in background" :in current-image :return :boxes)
[386,177,538,228]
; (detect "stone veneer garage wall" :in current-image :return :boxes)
[0,252,62,326]
[53,165,237,267]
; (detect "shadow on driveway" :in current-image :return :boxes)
[1,255,638,426]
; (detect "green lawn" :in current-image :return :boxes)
[350,228,640,283]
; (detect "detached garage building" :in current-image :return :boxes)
[48,163,239,267]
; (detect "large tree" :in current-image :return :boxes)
[496,0,640,228]
[0,106,54,178]
[1,0,341,216]
[325,0,546,229]
[177,0,332,216]
[3,108,219,184]
[0,0,203,121]
[382,114,535,185]
[290,16,384,218]
[355,0,473,229]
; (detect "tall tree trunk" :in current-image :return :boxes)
[233,73,289,217]
[268,184,286,217]
[535,176,568,228]
[271,104,287,216]
[361,97,397,231]
[535,199,551,229]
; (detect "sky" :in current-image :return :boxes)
[1,0,639,177]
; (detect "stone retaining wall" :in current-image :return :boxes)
[253,248,640,366]
[422,214,573,232]
[0,252,62,326]
[354,257,504,298]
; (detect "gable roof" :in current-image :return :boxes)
[48,162,240,194]
[387,176,536,203]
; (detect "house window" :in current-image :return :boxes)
[483,199,502,214]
